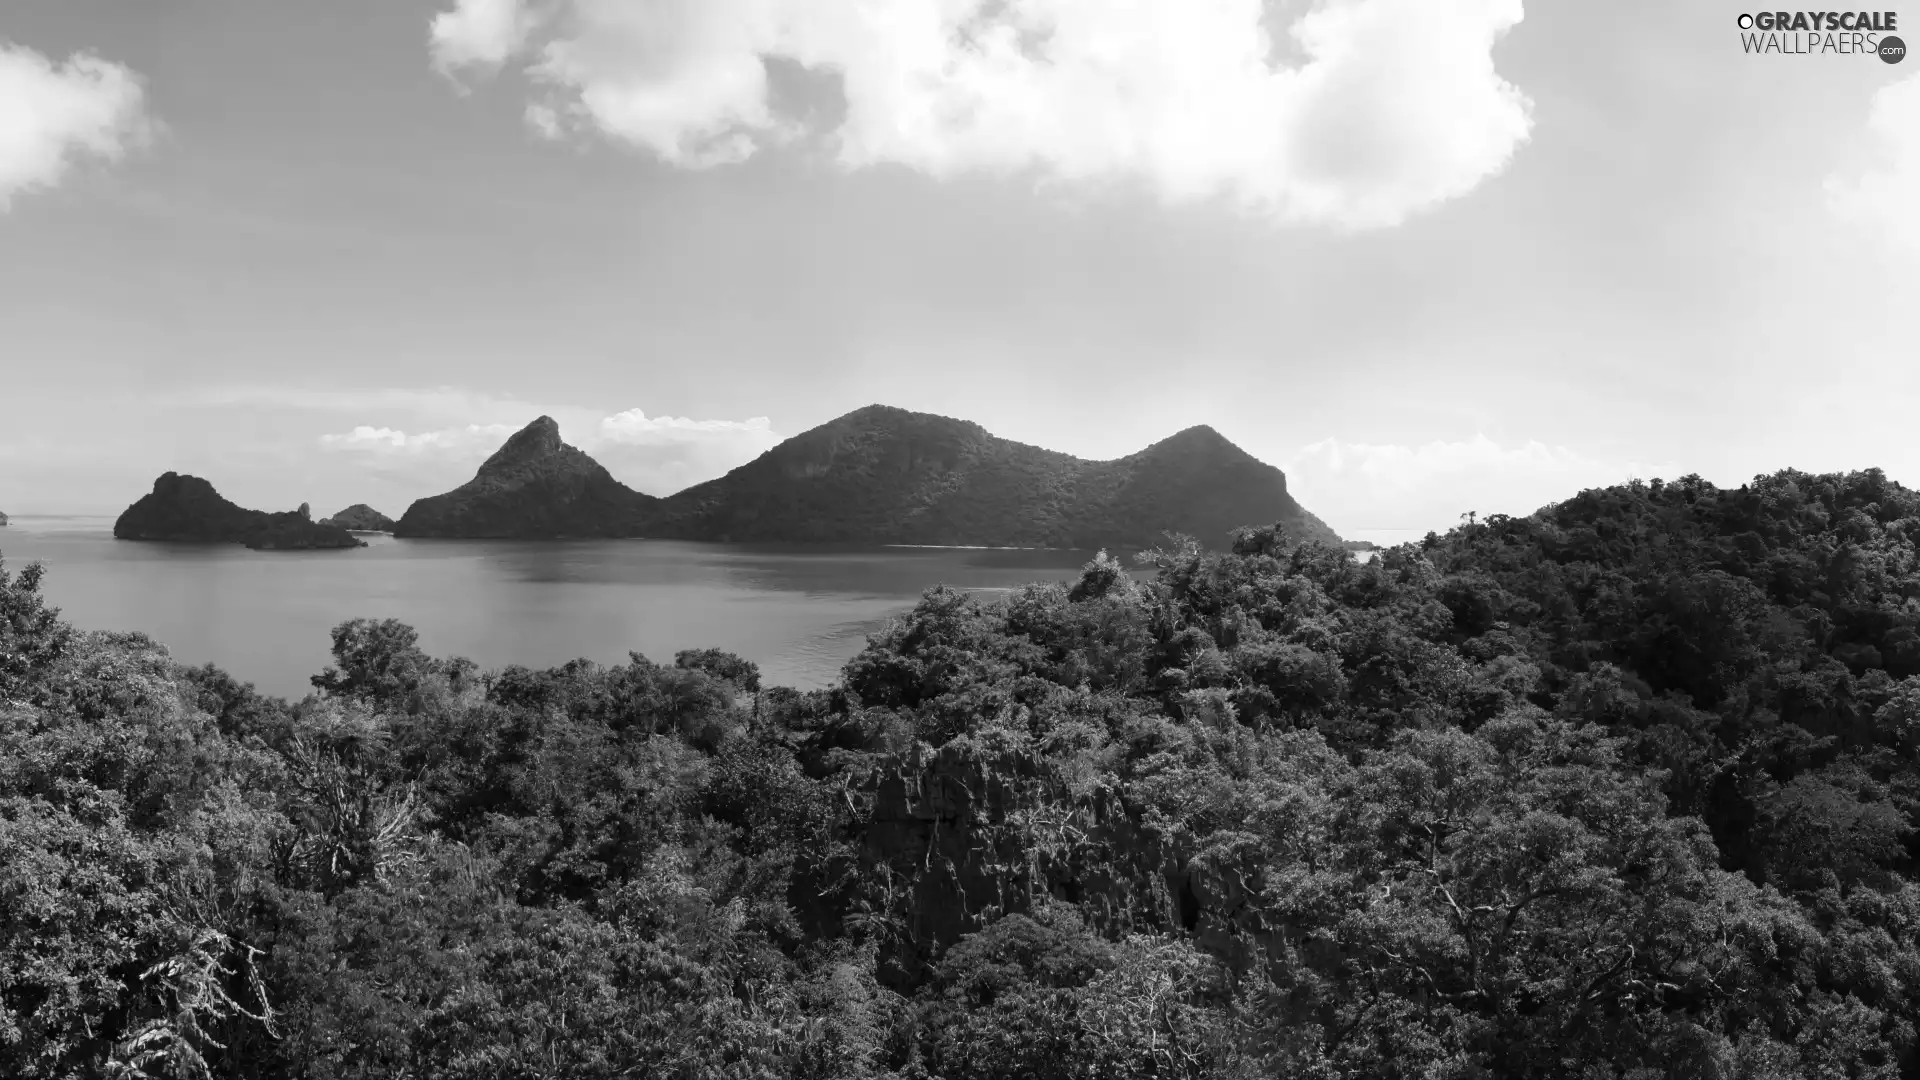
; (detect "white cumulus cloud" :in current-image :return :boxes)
[430,0,545,73]
[1827,71,1920,254]
[590,407,779,493]
[597,406,773,443]
[319,423,521,453]
[426,0,1534,228]
[319,407,780,496]
[1282,434,1684,544]
[0,39,150,210]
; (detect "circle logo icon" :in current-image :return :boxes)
[1883,35,1907,63]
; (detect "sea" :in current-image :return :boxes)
[0,515,1105,700]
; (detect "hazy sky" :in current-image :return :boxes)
[1,0,1915,542]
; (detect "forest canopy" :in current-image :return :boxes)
[4,466,1919,1079]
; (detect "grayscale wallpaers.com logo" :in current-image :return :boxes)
[1737,10,1906,59]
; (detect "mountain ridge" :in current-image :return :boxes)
[395,405,1340,549]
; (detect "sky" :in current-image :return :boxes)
[0,0,1915,543]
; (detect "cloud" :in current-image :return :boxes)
[427,0,1534,228]
[430,0,545,73]
[592,408,779,493]
[0,39,149,210]
[1281,434,1684,540]
[319,407,780,496]
[319,423,521,454]
[1827,71,1920,254]
[597,407,773,442]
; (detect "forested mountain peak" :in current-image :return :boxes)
[393,417,655,539]
[477,414,567,474]
[652,404,1339,548]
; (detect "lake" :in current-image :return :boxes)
[0,516,1106,700]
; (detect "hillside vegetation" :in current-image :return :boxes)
[9,466,1920,1078]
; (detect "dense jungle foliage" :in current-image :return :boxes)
[5,466,1920,1078]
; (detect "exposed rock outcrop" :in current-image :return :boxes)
[114,473,365,550]
[319,504,397,532]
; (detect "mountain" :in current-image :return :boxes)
[114,474,366,550]
[320,504,397,532]
[649,405,1339,549]
[392,416,658,538]
[397,407,1338,549]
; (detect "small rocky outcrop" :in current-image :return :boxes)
[393,416,660,539]
[114,473,365,550]
[319,504,397,532]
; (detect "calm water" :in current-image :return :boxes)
[0,516,1103,700]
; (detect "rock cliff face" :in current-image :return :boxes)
[393,417,660,539]
[319,504,397,532]
[0,510,8,526]
[114,474,365,550]
[796,735,1268,989]
[403,406,1341,549]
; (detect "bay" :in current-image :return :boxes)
[0,516,1103,700]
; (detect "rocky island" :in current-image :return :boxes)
[395,406,1340,549]
[0,510,8,526]
[318,503,397,532]
[114,474,366,550]
[393,416,660,539]
[651,405,1341,549]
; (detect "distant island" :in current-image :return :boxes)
[394,405,1341,549]
[0,510,8,526]
[394,416,655,539]
[318,504,396,532]
[114,474,366,550]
